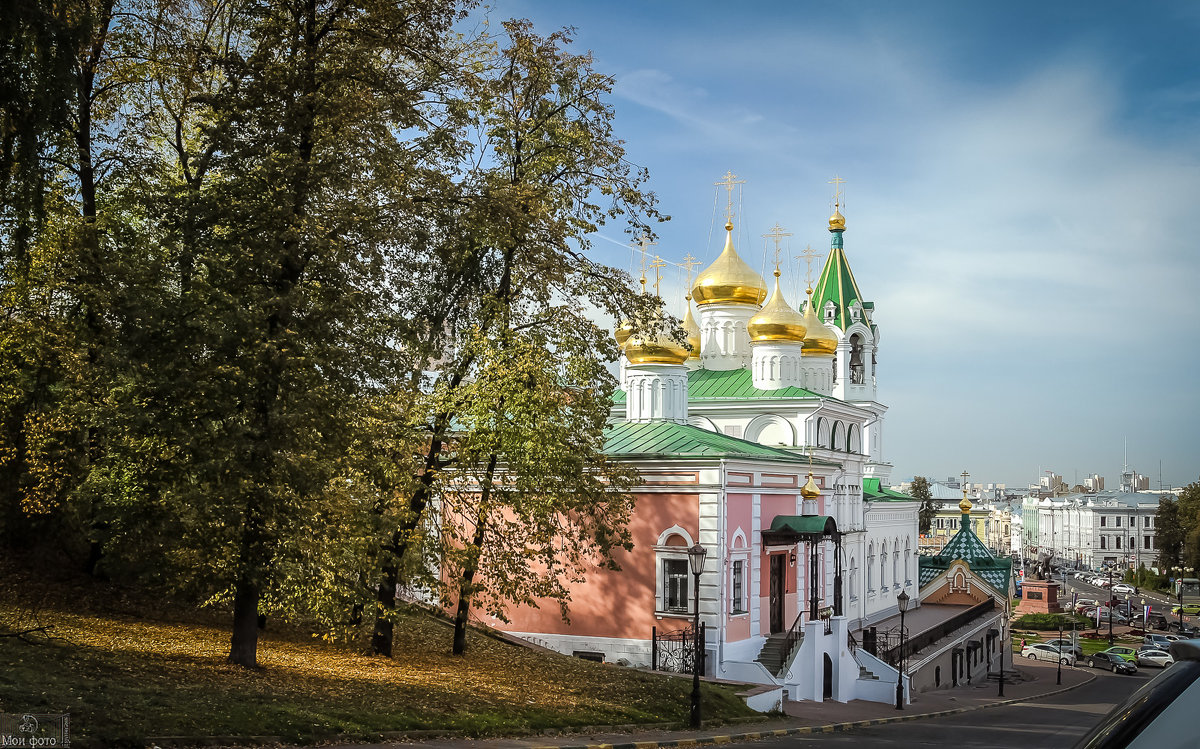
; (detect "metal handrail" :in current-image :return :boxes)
[882,598,996,664]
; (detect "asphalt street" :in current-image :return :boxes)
[718,667,1150,748]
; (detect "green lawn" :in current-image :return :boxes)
[0,581,755,746]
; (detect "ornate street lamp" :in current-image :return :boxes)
[1173,566,1185,633]
[688,543,708,729]
[895,590,910,710]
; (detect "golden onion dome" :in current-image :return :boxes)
[800,472,822,499]
[691,222,768,306]
[829,208,846,231]
[623,329,689,366]
[800,288,838,356]
[615,319,635,348]
[959,496,973,513]
[682,297,701,359]
[748,271,807,343]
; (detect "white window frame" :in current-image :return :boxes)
[654,525,696,618]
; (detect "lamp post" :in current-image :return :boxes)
[1107,563,1114,646]
[895,590,910,710]
[687,543,707,729]
[997,619,1006,697]
[1173,566,1184,634]
[1056,617,1063,685]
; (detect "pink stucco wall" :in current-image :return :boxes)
[494,490,698,639]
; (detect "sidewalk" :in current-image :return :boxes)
[318,659,1093,749]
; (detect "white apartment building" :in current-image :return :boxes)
[1021,491,1166,571]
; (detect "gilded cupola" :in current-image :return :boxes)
[691,222,768,306]
[800,471,822,499]
[828,207,846,232]
[748,271,807,342]
[622,322,690,366]
[800,287,838,356]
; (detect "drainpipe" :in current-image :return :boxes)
[718,458,727,675]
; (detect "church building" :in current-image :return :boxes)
[493,181,920,705]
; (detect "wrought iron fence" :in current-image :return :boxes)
[651,623,706,674]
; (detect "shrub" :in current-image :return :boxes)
[1014,613,1087,630]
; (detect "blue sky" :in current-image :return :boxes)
[494,1,1200,490]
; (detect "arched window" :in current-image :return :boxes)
[892,544,899,586]
[831,422,843,451]
[848,424,860,453]
[904,539,911,583]
[849,556,858,601]
[867,544,874,590]
[880,540,888,589]
[849,334,864,384]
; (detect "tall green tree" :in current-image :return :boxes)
[365,19,666,657]
[911,476,938,534]
[430,324,638,655]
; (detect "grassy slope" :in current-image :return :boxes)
[0,579,754,745]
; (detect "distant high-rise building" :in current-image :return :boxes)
[1084,474,1104,491]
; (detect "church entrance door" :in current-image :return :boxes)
[769,554,785,633]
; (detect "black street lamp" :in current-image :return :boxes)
[1173,566,1185,633]
[895,591,910,710]
[688,543,708,729]
[1107,564,1114,647]
[1056,617,1063,685]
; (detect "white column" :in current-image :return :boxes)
[623,363,689,423]
[698,303,758,371]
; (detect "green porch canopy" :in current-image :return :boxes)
[762,514,839,545]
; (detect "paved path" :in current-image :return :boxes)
[318,658,1130,749]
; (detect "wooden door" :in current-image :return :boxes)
[770,554,786,633]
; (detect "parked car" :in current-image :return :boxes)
[1087,651,1138,674]
[1111,583,1136,595]
[1136,648,1175,668]
[1102,646,1139,663]
[1170,603,1200,615]
[1165,620,1199,636]
[1044,637,1084,658]
[1022,643,1076,665]
[1075,640,1200,748]
[1144,634,1173,650]
[1130,613,1170,631]
[1075,598,1098,613]
[1095,578,1113,588]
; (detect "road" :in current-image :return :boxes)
[720,668,1149,748]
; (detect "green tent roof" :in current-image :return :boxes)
[811,239,867,332]
[603,420,819,463]
[613,367,823,405]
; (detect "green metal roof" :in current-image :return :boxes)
[918,513,1013,593]
[811,235,867,332]
[613,367,823,405]
[863,477,912,500]
[770,515,838,535]
[603,420,813,463]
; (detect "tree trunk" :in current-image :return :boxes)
[228,576,260,667]
[370,563,397,657]
[452,454,496,656]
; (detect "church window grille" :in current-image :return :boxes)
[731,561,745,614]
[664,559,689,613]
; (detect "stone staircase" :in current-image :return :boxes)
[858,664,879,680]
[755,632,802,676]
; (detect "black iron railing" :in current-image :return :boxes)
[879,598,996,666]
[651,623,705,674]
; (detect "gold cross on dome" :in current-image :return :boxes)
[680,253,702,290]
[714,170,746,224]
[649,255,667,296]
[797,244,821,288]
[828,174,847,211]
[762,223,792,272]
[633,235,657,291]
